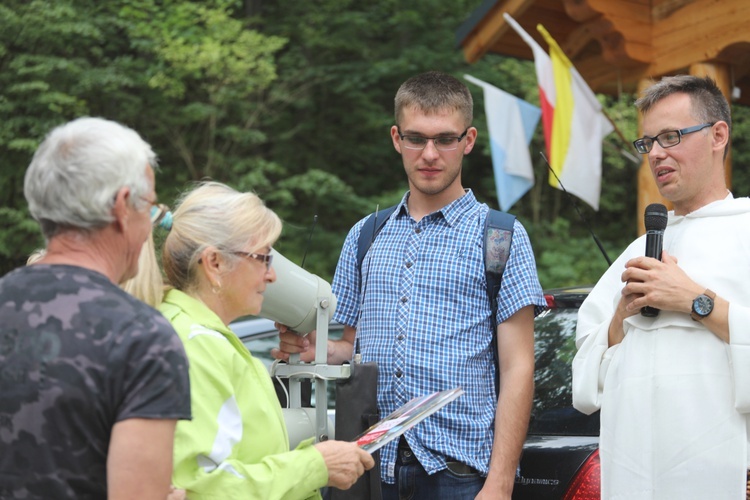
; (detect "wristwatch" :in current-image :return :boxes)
[690,289,716,321]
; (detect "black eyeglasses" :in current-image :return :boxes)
[397,127,468,151]
[633,123,714,154]
[233,251,273,271]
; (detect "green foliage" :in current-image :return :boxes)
[0,0,118,268]
[0,0,288,267]
[0,207,43,274]
[529,217,624,288]
[730,104,750,197]
[117,0,287,186]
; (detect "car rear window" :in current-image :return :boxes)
[529,306,599,436]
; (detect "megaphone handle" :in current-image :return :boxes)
[288,353,302,408]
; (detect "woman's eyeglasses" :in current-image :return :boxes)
[233,251,273,271]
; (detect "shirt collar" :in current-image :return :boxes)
[397,189,476,227]
[161,288,231,335]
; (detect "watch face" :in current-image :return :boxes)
[694,295,713,316]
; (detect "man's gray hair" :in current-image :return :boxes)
[24,117,157,238]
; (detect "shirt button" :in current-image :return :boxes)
[397,334,405,341]
[395,370,403,378]
[400,297,408,303]
[415,228,421,234]
[405,262,412,268]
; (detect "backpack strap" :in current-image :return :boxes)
[356,205,398,274]
[484,209,516,396]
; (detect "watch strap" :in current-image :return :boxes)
[690,289,716,321]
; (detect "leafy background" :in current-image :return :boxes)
[2,0,748,289]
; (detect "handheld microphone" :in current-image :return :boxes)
[641,203,668,317]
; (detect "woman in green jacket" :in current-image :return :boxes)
[154,182,373,499]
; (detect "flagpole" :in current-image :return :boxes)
[540,152,613,266]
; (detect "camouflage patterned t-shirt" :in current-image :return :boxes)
[0,264,191,499]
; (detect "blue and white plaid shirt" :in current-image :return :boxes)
[332,189,546,483]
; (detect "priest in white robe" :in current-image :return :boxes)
[572,75,750,499]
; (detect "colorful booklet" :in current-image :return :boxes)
[354,387,464,453]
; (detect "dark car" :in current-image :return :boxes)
[513,286,600,499]
[231,285,600,499]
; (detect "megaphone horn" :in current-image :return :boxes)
[258,249,337,335]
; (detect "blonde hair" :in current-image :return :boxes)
[27,249,46,265]
[121,233,164,308]
[162,181,282,292]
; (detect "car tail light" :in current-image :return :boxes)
[562,449,600,500]
[544,294,557,309]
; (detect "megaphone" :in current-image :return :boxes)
[257,248,343,445]
[259,249,337,334]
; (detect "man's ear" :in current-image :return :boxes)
[111,186,131,232]
[462,127,478,155]
[391,125,402,154]
[712,121,730,153]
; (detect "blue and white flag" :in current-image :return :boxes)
[464,74,541,211]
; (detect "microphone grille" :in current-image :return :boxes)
[644,203,668,231]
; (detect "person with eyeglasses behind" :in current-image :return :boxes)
[0,117,192,500]
[273,71,546,499]
[573,75,750,499]
[139,181,373,499]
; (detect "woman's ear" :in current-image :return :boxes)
[198,246,225,288]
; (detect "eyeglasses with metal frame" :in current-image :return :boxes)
[149,203,170,226]
[633,123,714,154]
[133,195,170,227]
[397,126,469,151]
[233,251,274,271]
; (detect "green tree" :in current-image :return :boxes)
[120,0,286,188]
[0,1,123,271]
[0,0,287,273]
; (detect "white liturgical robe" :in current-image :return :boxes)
[573,195,750,499]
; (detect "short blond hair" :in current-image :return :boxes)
[26,249,46,265]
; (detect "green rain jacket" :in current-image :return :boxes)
[160,289,326,499]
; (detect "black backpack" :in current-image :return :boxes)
[355,205,515,394]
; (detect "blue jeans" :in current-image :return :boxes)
[381,439,485,500]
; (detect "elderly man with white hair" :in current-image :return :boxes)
[0,117,191,500]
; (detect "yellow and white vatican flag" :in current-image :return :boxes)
[505,13,613,210]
